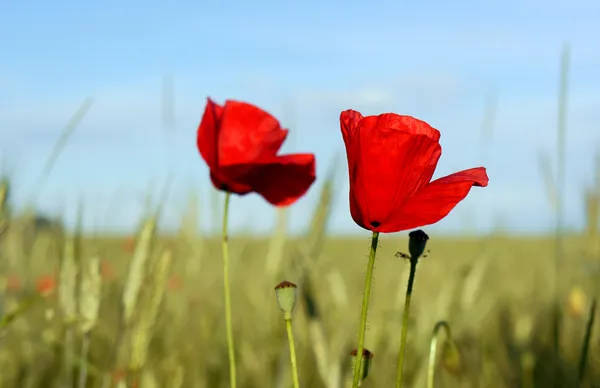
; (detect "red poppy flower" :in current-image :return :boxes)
[197,98,316,206]
[340,110,489,233]
[36,274,56,297]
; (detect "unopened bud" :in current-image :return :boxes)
[408,229,429,259]
[350,348,374,382]
[274,280,297,318]
[441,341,463,376]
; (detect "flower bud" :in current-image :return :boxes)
[441,341,464,376]
[408,229,429,259]
[274,280,297,318]
[350,348,374,382]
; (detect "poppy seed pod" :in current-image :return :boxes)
[274,281,297,318]
[408,229,429,259]
[350,348,374,381]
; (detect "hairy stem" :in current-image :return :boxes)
[285,317,300,388]
[352,231,379,388]
[396,258,419,388]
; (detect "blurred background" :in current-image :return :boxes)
[0,0,599,387]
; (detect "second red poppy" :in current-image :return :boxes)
[197,98,316,207]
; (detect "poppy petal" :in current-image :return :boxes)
[218,100,288,166]
[358,113,440,141]
[197,98,224,169]
[381,167,489,232]
[210,169,253,194]
[340,110,364,173]
[350,128,441,231]
[249,154,316,206]
[340,110,364,141]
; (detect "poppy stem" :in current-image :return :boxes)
[427,321,452,388]
[395,256,419,388]
[352,231,379,388]
[285,316,300,388]
[221,192,237,388]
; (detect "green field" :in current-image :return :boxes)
[0,183,598,388]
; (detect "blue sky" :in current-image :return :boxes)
[0,0,599,235]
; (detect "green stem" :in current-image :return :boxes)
[285,317,300,388]
[427,321,451,388]
[352,231,379,388]
[222,192,237,388]
[396,258,419,388]
[577,298,596,383]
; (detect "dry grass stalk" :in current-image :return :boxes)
[78,256,102,333]
[77,255,102,388]
[551,45,571,370]
[538,151,558,211]
[122,216,157,327]
[581,151,600,259]
[0,177,9,242]
[178,190,206,294]
[0,177,10,301]
[327,270,349,310]
[294,167,343,388]
[59,226,80,388]
[305,167,335,258]
[29,98,94,207]
[179,190,199,239]
[460,252,492,312]
[265,208,288,278]
[129,248,173,372]
[584,189,599,259]
[114,214,158,378]
[59,235,79,324]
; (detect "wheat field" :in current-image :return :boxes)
[0,169,599,388]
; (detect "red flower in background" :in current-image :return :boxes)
[197,98,316,206]
[340,110,489,233]
[36,274,56,297]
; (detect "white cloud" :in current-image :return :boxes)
[289,71,464,116]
